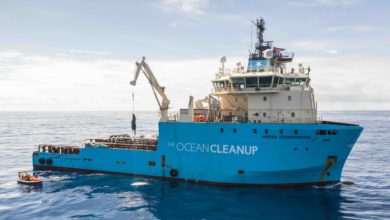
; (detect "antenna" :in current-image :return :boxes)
[220,56,226,70]
[250,21,253,53]
[250,17,266,57]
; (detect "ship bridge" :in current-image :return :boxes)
[178,17,316,124]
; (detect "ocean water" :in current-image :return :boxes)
[0,111,389,220]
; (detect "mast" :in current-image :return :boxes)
[251,17,266,57]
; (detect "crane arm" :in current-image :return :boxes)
[130,57,170,121]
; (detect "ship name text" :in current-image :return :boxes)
[173,142,258,155]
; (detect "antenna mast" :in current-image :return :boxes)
[251,17,266,57]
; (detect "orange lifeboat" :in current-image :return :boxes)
[17,171,42,185]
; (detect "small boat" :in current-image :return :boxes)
[17,171,42,185]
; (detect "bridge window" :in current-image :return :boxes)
[259,76,272,88]
[273,76,280,87]
[232,77,245,90]
[288,96,292,101]
[245,77,259,88]
[284,78,294,85]
[213,80,230,91]
[296,78,307,86]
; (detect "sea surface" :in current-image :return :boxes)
[0,111,389,220]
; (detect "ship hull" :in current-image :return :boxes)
[32,122,363,187]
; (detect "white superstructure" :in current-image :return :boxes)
[212,61,317,124]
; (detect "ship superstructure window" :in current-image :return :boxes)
[284,78,294,85]
[291,112,295,117]
[233,128,237,133]
[295,78,307,86]
[265,129,269,134]
[288,96,292,101]
[280,129,284,134]
[272,76,280,87]
[263,112,267,117]
[263,96,267,101]
[232,77,245,89]
[213,80,230,91]
[245,77,259,88]
[259,76,272,88]
[253,129,257,134]
[294,129,298,135]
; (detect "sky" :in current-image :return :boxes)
[0,0,389,111]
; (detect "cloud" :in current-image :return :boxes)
[161,0,209,14]
[290,0,363,7]
[322,25,376,32]
[293,40,338,54]
[293,55,390,110]
[315,0,363,5]
[0,50,389,111]
[63,49,109,56]
[0,51,24,59]
[0,51,220,111]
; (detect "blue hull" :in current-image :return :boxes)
[32,122,363,187]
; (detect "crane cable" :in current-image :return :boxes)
[131,90,136,135]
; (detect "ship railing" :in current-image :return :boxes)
[84,138,158,151]
[38,144,81,154]
[216,68,245,78]
[214,85,278,93]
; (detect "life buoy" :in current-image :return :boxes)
[46,158,53,166]
[38,158,45,165]
[170,169,178,177]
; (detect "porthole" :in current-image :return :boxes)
[233,128,237,133]
[265,129,269,134]
[220,128,224,133]
[294,129,298,135]
[279,129,284,134]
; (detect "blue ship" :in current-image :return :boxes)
[32,18,363,187]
